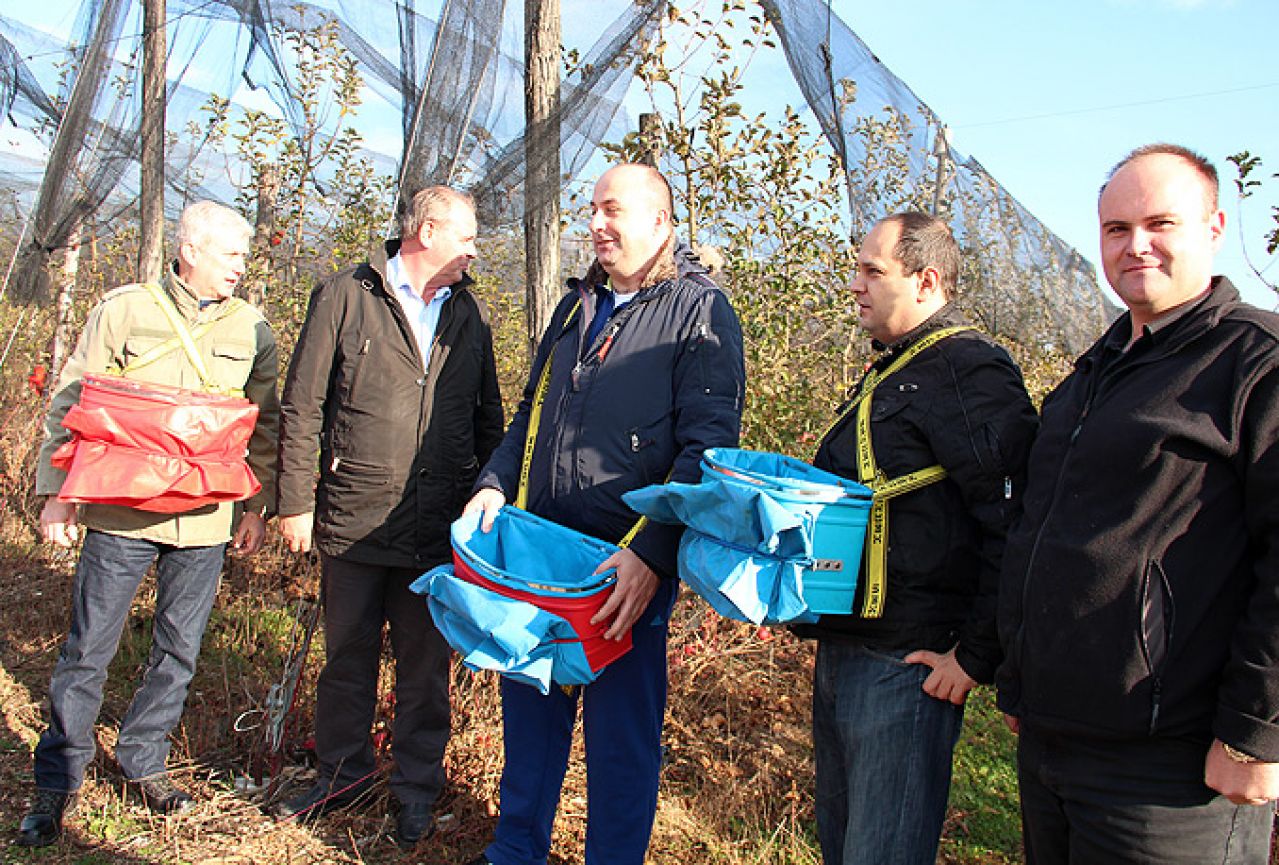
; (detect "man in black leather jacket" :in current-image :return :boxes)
[798,212,1036,865]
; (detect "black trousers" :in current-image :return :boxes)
[314,554,451,806]
[1018,723,1274,865]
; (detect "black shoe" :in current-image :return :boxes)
[134,775,194,814]
[394,800,434,847]
[16,789,76,848]
[272,780,365,820]
[463,858,493,865]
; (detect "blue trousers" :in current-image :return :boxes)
[314,554,451,806]
[812,641,965,865]
[1018,724,1274,865]
[34,530,226,792]
[485,579,677,865]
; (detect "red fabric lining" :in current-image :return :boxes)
[451,551,632,672]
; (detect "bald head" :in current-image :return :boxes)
[589,163,676,291]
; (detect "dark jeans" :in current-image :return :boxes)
[314,554,451,806]
[1018,724,1275,865]
[485,578,678,865]
[812,641,966,865]
[34,530,226,792]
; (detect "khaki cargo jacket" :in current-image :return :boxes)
[35,268,280,547]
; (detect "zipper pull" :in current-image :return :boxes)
[571,362,583,391]
[631,433,640,452]
[1004,477,1013,500]
[598,325,619,363]
[360,338,371,354]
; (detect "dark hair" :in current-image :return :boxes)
[882,211,960,300]
[1099,143,1219,212]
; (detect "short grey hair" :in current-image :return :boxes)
[398,186,476,239]
[177,201,252,251]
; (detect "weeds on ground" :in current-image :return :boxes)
[942,688,1023,864]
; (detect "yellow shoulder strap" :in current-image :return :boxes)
[122,283,246,396]
[516,297,651,548]
[847,325,974,618]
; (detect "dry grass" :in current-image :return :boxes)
[0,538,826,865]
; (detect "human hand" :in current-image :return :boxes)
[277,512,314,553]
[903,646,978,705]
[40,498,80,548]
[590,548,659,641]
[1205,739,1279,805]
[232,511,267,556]
[463,488,506,532]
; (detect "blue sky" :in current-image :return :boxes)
[6,0,1278,308]
[822,0,1279,308]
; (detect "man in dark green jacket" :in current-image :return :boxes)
[273,187,503,846]
[19,201,279,848]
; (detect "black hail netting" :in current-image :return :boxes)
[0,0,1113,350]
[759,0,1114,351]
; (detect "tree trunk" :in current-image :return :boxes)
[137,0,166,283]
[249,164,280,306]
[523,0,561,358]
[51,220,82,380]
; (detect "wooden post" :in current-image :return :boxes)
[931,123,950,218]
[137,0,166,283]
[638,112,661,168]
[523,0,561,358]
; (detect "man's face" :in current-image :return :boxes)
[589,168,668,283]
[420,204,478,291]
[851,220,925,344]
[1099,153,1224,326]
[181,231,250,301]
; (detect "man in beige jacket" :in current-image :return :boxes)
[17,201,279,848]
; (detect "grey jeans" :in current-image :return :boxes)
[34,530,225,791]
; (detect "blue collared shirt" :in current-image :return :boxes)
[385,253,452,369]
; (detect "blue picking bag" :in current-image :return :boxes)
[623,448,872,624]
[413,564,597,694]
[411,507,631,693]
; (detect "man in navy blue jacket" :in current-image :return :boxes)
[463,163,745,865]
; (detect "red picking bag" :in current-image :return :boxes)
[51,374,260,513]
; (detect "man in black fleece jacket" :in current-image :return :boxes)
[997,144,1279,863]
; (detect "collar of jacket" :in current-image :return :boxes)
[360,237,475,296]
[1076,275,1237,371]
[166,261,218,321]
[570,235,708,300]
[869,302,970,365]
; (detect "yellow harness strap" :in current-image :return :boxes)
[515,299,651,549]
[121,283,247,397]
[836,326,973,618]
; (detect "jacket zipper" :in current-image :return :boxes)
[1013,345,1166,710]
